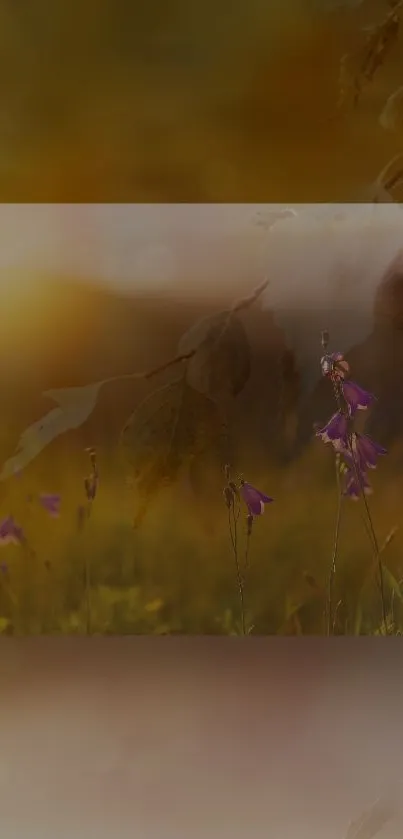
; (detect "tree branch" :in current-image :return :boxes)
[107,278,270,386]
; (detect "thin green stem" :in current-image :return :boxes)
[327,460,343,636]
[348,439,387,634]
[227,501,246,636]
[244,528,252,575]
[84,500,93,635]
[84,555,92,635]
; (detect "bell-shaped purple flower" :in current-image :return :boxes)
[343,465,372,500]
[0,516,25,546]
[240,481,273,517]
[341,380,375,416]
[350,433,387,471]
[39,493,61,518]
[316,411,349,446]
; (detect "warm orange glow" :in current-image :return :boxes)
[0,271,100,374]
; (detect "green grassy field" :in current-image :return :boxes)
[0,429,401,636]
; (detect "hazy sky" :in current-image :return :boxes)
[2,203,403,386]
[1,202,403,292]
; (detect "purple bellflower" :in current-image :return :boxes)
[240,481,273,517]
[342,463,372,500]
[0,516,25,546]
[349,433,387,472]
[318,346,385,499]
[320,351,375,416]
[338,440,385,500]
[341,381,375,416]
[39,494,61,518]
[316,411,348,446]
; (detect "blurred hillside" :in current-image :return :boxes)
[3,249,403,474]
[0,274,289,470]
[0,258,403,635]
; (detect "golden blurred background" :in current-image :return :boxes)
[0,0,402,200]
[0,204,402,634]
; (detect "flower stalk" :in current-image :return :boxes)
[317,336,388,633]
